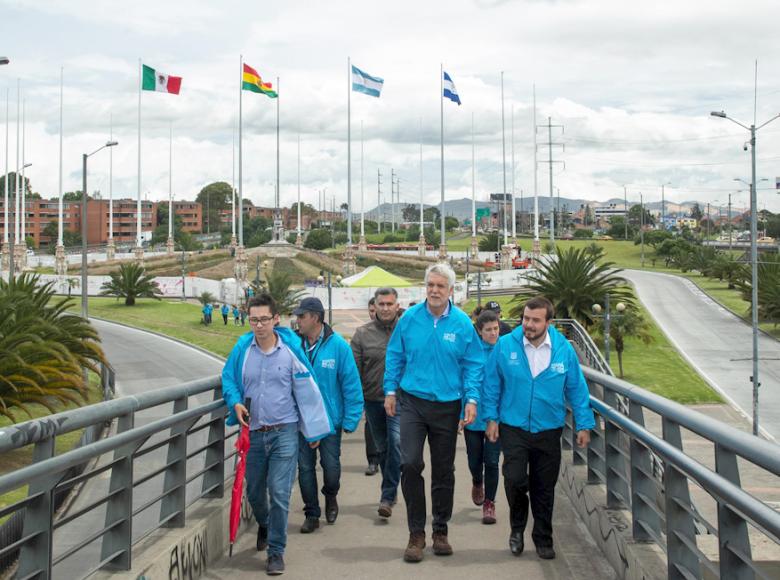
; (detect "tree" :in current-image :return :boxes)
[0,172,32,198]
[709,255,746,289]
[199,291,216,306]
[637,229,673,248]
[689,246,721,277]
[584,242,605,261]
[591,309,653,378]
[606,217,636,240]
[628,204,654,226]
[479,231,500,252]
[573,229,593,239]
[304,228,333,250]
[0,274,106,420]
[402,204,418,223]
[508,247,634,327]
[445,216,459,231]
[265,270,307,315]
[99,263,163,306]
[423,207,440,223]
[689,203,703,221]
[196,181,232,233]
[736,253,780,324]
[63,191,90,202]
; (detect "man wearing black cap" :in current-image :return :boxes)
[484,301,513,336]
[293,297,364,533]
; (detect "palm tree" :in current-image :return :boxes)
[100,262,162,306]
[264,270,307,315]
[591,308,653,378]
[709,255,746,289]
[0,274,107,420]
[508,246,634,327]
[199,291,216,306]
[736,253,780,324]
[584,242,605,261]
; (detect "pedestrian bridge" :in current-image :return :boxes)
[0,320,778,579]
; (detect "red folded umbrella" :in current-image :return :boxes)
[229,398,251,557]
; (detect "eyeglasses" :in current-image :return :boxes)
[248,316,275,326]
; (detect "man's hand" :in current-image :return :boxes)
[486,420,499,443]
[576,430,591,448]
[462,402,477,426]
[384,394,397,417]
[234,403,249,428]
[309,440,320,449]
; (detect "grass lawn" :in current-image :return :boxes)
[0,374,104,520]
[73,297,246,358]
[460,295,722,404]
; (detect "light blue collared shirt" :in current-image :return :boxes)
[244,337,298,429]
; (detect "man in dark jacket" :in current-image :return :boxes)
[484,301,513,336]
[351,287,401,519]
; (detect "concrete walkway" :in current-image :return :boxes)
[623,269,780,441]
[203,421,616,580]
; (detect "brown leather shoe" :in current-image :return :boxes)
[432,531,453,556]
[403,531,426,562]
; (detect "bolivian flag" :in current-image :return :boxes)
[242,64,277,98]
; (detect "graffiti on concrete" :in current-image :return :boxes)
[168,529,208,580]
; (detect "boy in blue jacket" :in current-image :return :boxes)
[222,293,332,575]
[293,297,364,533]
[483,296,595,561]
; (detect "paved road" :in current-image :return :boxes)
[53,319,224,579]
[622,269,780,441]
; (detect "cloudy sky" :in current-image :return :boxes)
[3,0,780,214]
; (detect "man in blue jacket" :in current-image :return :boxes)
[483,296,595,561]
[384,263,484,563]
[294,297,364,533]
[222,293,332,575]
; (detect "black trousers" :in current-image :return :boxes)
[500,423,562,548]
[398,390,460,535]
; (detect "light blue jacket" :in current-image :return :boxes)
[482,325,596,433]
[222,327,333,442]
[464,340,494,432]
[300,323,364,432]
[384,301,484,404]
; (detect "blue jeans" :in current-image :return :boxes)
[246,423,299,557]
[364,400,401,503]
[297,431,342,518]
[464,428,501,502]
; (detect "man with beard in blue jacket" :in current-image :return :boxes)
[483,296,595,561]
[294,297,364,534]
[222,293,333,575]
[384,263,484,563]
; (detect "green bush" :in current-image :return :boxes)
[304,229,333,250]
[573,229,593,239]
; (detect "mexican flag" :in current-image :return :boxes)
[142,64,182,94]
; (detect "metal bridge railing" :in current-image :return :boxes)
[558,317,780,580]
[0,374,234,580]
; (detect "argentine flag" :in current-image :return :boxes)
[443,71,461,105]
[352,65,384,98]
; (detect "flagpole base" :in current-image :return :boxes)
[418,234,426,258]
[437,243,448,263]
[358,235,367,252]
[106,238,115,261]
[296,233,304,248]
[470,236,479,260]
[234,244,248,285]
[55,244,68,276]
[500,244,514,271]
[1,242,10,272]
[14,242,27,271]
[134,245,145,267]
[166,236,175,257]
[342,243,357,276]
[230,235,237,249]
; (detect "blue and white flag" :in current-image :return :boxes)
[352,65,384,98]
[443,71,461,106]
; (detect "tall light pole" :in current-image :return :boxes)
[660,181,671,231]
[82,141,118,319]
[639,192,645,267]
[711,100,780,436]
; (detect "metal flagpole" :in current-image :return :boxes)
[168,122,173,244]
[347,57,352,246]
[276,76,280,216]
[238,55,243,247]
[511,104,516,241]
[297,134,301,237]
[532,84,539,247]
[58,68,64,246]
[501,71,507,247]
[419,118,424,231]
[136,58,142,252]
[471,112,475,240]
[3,87,8,247]
[109,114,113,241]
[21,99,25,244]
[439,64,445,257]
[14,79,19,245]
[360,120,364,239]
[231,123,236,243]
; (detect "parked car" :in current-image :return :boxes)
[757,236,776,244]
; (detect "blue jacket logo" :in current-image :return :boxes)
[321,359,336,369]
[550,362,565,374]
[443,333,456,343]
